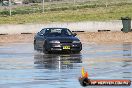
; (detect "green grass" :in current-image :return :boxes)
[1,3,132,24]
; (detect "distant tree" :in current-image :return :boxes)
[0,0,3,2]
[22,0,29,4]
[23,0,42,3]
[31,0,41,3]
[22,0,63,3]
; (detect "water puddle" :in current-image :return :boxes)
[0,42,131,88]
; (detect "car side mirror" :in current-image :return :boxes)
[73,33,77,36]
[40,33,44,36]
[38,32,44,36]
[37,32,40,34]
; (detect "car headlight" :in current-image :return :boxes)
[49,40,60,43]
[73,41,80,43]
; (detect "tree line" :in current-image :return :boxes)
[23,0,63,3]
[0,0,63,3]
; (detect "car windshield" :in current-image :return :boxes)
[44,28,73,37]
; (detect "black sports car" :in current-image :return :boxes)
[34,28,82,53]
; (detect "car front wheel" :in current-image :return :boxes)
[43,42,49,54]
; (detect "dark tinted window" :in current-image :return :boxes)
[44,28,72,36]
[40,29,46,34]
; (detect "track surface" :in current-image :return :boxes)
[0,43,131,88]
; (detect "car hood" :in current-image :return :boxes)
[46,36,80,43]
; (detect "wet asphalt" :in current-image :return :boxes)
[0,43,131,88]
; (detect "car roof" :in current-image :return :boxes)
[43,28,68,29]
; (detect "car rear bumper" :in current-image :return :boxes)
[46,43,82,52]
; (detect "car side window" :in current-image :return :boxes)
[66,29,72,35]
[40,29,46,34]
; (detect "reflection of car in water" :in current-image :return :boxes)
[34,53,82,69]
[34,28,82,54]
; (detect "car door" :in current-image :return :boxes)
[36,29,46,50]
